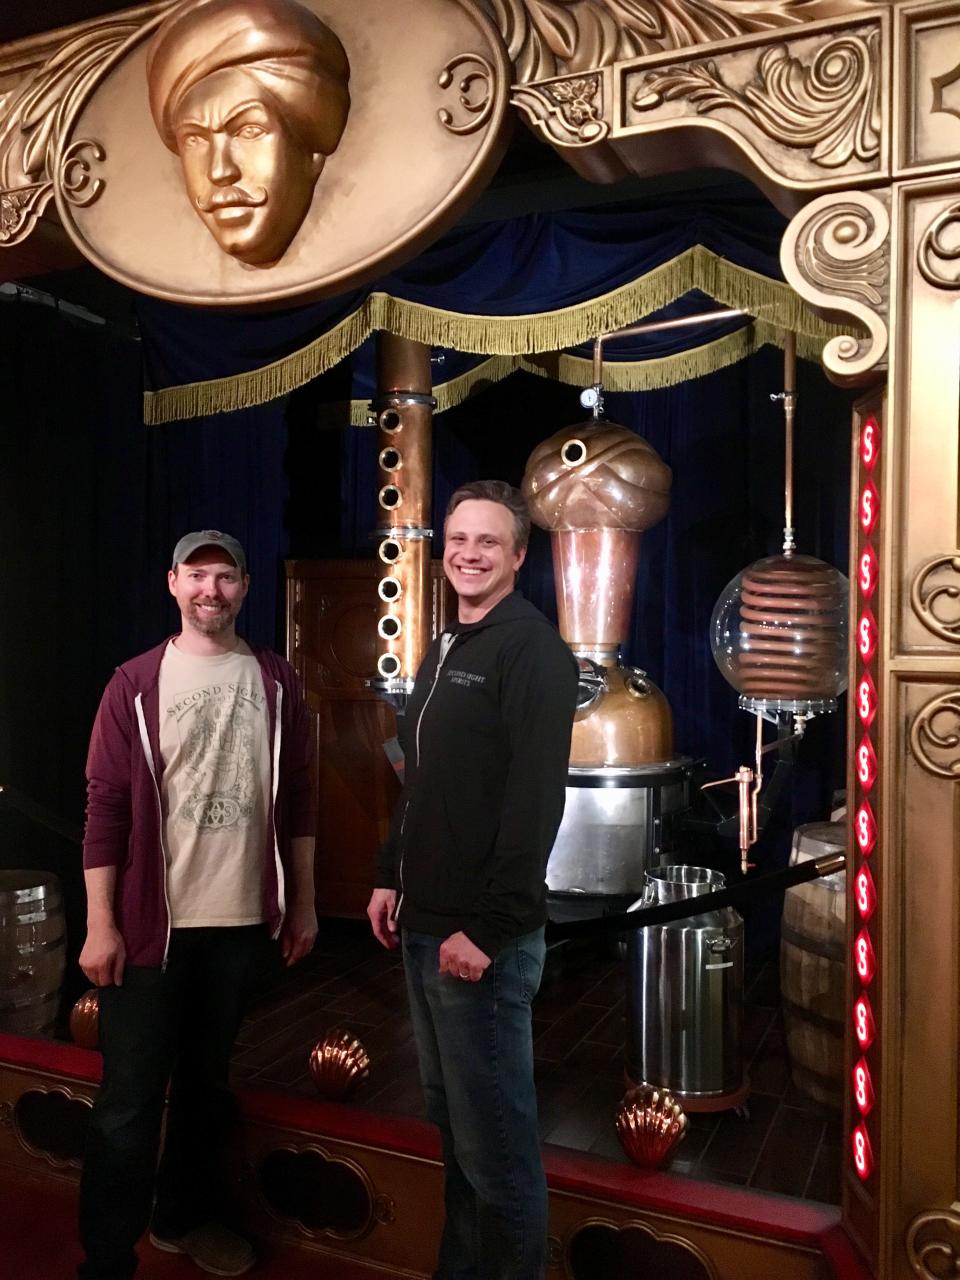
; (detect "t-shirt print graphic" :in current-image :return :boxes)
[170,682,265,832]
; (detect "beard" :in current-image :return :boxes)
[186,601,238,635]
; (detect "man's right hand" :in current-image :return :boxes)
[366,888,399,950]
[79,922,126,987]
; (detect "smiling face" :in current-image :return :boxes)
[172,65,324,266]
[168,548,250,645]
[443,499,526,623]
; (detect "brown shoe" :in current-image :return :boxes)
[149,1223,255,1276]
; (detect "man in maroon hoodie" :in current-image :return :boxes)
[77,530,317,1280]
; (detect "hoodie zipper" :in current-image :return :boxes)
[396,630,457,918]
[271,680,286,935]
[135,692,173,970]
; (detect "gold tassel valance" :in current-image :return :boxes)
[143,247,853,425]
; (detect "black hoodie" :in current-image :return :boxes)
[375,591,578,959]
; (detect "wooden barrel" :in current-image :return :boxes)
[0,871,66,1037]
[780,823,846,1108]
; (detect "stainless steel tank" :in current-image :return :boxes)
[546,762,694,918]
[626,865,746,1106]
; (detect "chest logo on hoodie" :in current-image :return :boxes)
[447,669,486,689]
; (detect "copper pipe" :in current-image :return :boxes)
[592,308,750,384]
[373,333,434,689]
[782,332,797,556]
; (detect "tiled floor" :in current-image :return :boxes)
[231,920,842,1206]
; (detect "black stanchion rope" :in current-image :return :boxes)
[545,855,843,942]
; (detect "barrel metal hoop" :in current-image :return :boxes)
[781,922,845,962]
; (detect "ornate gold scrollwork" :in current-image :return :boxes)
[438,54,497,135]
[906,1207,960,1277]
[780,190,889,384]
[485,0,877,83]
[909,692,960,779]
[0,184,49,244]
[511,73,609,146]
[58,139,106,208]
[911,555,960,643]
[931,59,960,123]
[631,31,880,169]
[918,203,960,290]
[0,17,146,246]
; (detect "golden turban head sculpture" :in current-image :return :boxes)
[147,0,350,267]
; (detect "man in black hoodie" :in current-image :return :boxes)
[368,480,578,1280]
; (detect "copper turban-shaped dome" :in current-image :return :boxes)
[522,421,672,532]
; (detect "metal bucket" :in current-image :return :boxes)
[626,865,744,1102]
[0,871,66,1037]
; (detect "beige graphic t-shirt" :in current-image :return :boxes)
[159,639,271,926]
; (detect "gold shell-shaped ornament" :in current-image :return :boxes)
[308,1028,370,1100]
[616,1086,687,1168]
[69,988,100,1050]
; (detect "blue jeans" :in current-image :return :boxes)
[402,928,547,1280]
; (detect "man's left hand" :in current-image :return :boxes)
[439,931,491,982]
[280,898,318,967]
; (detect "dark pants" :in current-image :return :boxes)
[402,928,548,1280]
[78,926,263,1280]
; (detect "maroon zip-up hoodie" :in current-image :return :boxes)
[82,637,316,967]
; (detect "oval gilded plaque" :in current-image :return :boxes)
[53,0,509,307]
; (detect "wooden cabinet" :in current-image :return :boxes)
[285,559,451,918]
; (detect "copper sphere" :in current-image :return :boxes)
[308,1028,370,1100]
[616,1086,687,1168]
[522,421,672,532]
[69,989,100,1050]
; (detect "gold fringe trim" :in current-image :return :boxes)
[529,319,826,393]
[144,247,853,424]
[143,306,372,425]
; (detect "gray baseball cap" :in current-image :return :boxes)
[171,529,247,574]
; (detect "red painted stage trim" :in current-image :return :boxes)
[1,1036,865,1277]
[234,1085,841,1247]
[541,1144,839,1241]
[236,1086,443,1162]
[0,1031,102,1082]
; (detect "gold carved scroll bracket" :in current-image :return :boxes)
[509,13,889,210]
[906,1206,960,1277]
[0,5,173,247]
[779,188,889,387]
[484,0,886,84]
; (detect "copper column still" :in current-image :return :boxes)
[368,333,435,713]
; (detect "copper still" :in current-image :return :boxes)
[522,417,694,913]
[368,333,436,713]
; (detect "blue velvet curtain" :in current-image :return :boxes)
[138,191,792,396]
